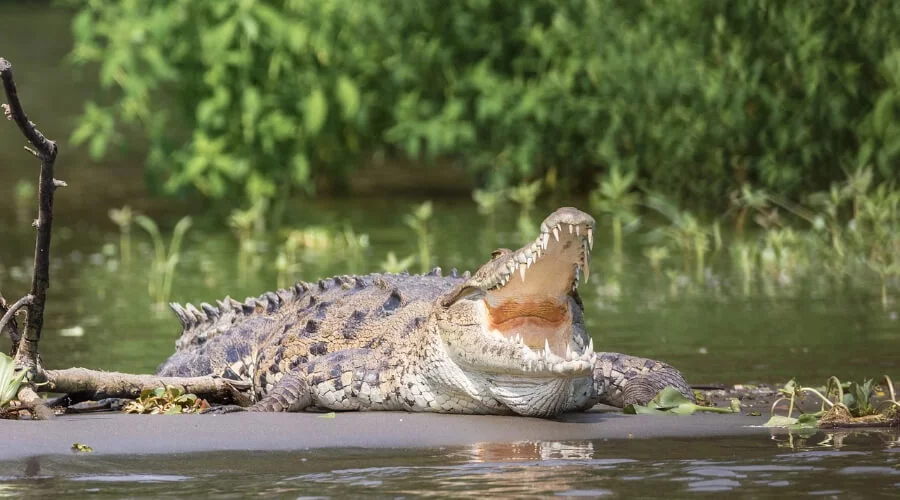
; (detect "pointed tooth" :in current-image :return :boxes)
[588,338,594,354]
[566,344,573,360]
[541,232,550,250]
[576,225,580,236]
[552,226,560,241]
[588,228,594,250]
[544,338,551,357]
[519,264,527,282]
[568,224,574,234]
[583,247,590,284]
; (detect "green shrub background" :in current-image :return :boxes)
[67,0,900,206]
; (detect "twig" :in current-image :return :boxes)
[15,386,55,420]
[0,58,60,383]
[0,294,33,350]
[0,292,24,354]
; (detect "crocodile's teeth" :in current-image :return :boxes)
[575,225,580,236]
[552,226,560,242]
[587,228,594,250]
[541,232,550,250]
[588,337,594,354]
[568,224,574,234]
[583,243,591,284]
[519,264,527,282]
[544,338,551,358]
[566,344,573,360]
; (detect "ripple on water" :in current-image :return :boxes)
[69,474,191,483]
[687,478,742,492]
[836,466,900,476]
[555,489,613,497]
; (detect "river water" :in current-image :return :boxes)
[0,4,898,497]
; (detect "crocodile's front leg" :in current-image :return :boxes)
[590,352,693,408]
[252,348,391,412]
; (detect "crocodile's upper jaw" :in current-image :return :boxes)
[437,207,597,392]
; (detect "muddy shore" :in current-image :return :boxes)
[0,406,774,460]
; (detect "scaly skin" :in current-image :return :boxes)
[157,207,692,417]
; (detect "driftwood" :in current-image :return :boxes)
[43,368,251,404]
[0,57,253,419]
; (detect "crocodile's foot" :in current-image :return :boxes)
[593,352,694,408]
[199,404,247,415]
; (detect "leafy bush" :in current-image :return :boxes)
[67,0,900,207]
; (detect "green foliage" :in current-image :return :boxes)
[624,386,737,415]
[108,205,134,266]
[122,385,209,414]
[0,353,26,408]
[135,214,193,306]
[66,0,900,209]
[402,201,434,273]
[71,443,94,453]
[766,376,899,429]
[590,165,640,260]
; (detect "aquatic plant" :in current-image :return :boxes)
[122,385,209,415]
[381,252,416,274]
[645,193,709,283]
[642,246,669,281]
[507,180,542,235]
[728,184,770,238]
[624,386,738,415]
[403,201,434,274]
[135,214,193,307]
[108,205,134,266]
[765,376,899,429]
[13,179,34,225]
[229,201,268,284]
[0,353,26,408]
[590,165,640,260]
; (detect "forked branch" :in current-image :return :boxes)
[1,57,62,420]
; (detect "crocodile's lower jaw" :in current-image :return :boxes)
[489,374,593,417]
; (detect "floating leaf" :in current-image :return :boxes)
[624,386,735,415]
[71,443,93,453]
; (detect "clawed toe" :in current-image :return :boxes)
[199,404,247,415]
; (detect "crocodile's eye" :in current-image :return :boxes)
[491,248,512,260]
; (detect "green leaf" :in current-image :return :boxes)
[304,88,328,135]
[71,443,94,453]
[0,353,27,407]
[763,415,798,427]
[624,386,734,415]
[336,76,360,120]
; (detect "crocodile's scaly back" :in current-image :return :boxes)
[158,269,466,398]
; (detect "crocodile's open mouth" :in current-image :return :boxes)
[483,218,593,364]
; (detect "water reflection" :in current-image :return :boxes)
[465,440,597,462]
[0,431,899,497]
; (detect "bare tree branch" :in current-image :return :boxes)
[0,58,61,386]
[0,294,32,353]
[0,59,57,159]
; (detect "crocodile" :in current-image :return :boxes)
[157,207,692,417]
